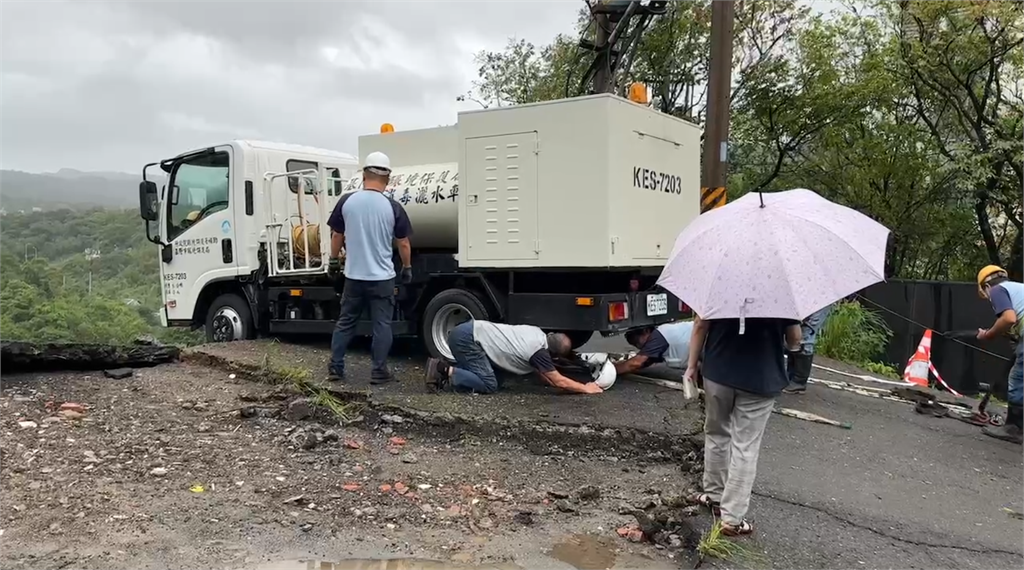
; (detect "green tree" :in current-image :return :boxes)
[886,0,1024,278]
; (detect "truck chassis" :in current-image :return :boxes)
[180,249,687,359]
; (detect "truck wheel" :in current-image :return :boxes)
[564,330,594,350]
[205,293,254,343]
[422,289,491,360]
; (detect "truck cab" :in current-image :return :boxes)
[139,141,359,340]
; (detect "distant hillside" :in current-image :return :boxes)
[0,169,165,212]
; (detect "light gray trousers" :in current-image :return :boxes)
[702,378,776,526]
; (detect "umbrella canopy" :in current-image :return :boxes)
[657,188,889,320]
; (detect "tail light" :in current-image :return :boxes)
[608,301,629,322]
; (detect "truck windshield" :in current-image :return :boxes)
[167,151,230,241]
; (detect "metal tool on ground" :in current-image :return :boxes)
[773,406,853,429]
[948,382,1003,427]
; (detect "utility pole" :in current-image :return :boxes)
[592,12,614,94]
[700,0,735,214]
[582,1,667,96]
[84,248,101,296]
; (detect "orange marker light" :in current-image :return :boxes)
[380,123,395,134]
[628,83,648,105]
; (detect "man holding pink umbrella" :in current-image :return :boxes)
[658,189,890,537]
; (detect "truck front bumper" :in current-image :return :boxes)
[506,287,689,333]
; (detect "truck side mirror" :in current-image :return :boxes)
[139,180,159,221]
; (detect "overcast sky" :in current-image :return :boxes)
[1,1,583,174]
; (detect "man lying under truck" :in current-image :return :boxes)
[424,321,604,395]
[614,320,696,376]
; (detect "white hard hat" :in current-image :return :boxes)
[578,352,617,390]
[364,151,391,174]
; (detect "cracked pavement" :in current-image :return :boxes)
[584,335,1024,569]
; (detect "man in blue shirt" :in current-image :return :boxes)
[615,321,695,375]
[976,265,1023,444]
[326,151,413,385]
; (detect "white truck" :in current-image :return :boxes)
[138,93,701,358]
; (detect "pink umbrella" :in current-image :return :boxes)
[657,188,889,321]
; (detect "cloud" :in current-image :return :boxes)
[0,0,582,173]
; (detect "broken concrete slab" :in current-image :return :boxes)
[2,341,179,373]
[103,368,133,379]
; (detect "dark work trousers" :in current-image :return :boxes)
[330,277,394,379]
[447,321,500,394]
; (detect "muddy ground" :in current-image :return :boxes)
[1,360,709,570]
[4,338,1022,570]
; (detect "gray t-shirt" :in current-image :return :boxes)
[472,321,555,375]
[327,190,412,281]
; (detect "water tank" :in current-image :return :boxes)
[342,163,459,250]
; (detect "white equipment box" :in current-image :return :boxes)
[358,93,701,269]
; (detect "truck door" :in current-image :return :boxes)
[160,146,238,324]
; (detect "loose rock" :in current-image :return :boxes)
[149,467,168,477]
[401,454,418,464]
[576,485,601,502]
[513,511,535,526]
[103,368,133,379]
[547,490,570,500]
[240,406,277,419]
[59,402,86,414]
[554,500,577,513]
[284,398,313,421]
[17,420,37,429]
[294,431,318,450]
[380,414,405,424]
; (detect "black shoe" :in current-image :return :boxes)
[327,370,344,382]
[984,404,1024,444]
[982,423,1023,444]
[424,358,450,393]
[370,373,394,386]
[782,382,806,394]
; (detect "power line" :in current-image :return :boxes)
[854,294,1012,362]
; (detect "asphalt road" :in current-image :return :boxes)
[583,334,1024,569]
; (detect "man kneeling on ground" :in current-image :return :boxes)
[424,321,604,395]
[614,320,695,376]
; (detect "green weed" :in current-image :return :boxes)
[258,356,359,422]
[697,520,767,564]
[818,301,895,374]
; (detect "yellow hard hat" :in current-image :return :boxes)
[977,264,1007,297]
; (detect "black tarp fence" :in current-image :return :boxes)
[859,279,1015,398]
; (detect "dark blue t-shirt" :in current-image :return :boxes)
[701,318,799,396]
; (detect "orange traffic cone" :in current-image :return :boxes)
[903,330,933,388]
[903,329,962,397]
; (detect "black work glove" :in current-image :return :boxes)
[328,257,341,277]
[401,266,413,284]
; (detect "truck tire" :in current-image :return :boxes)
[422,289,491,360]
[205,293,255,343]
[564,330,594,350]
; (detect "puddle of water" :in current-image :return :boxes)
[548,534,618,570]
[547,534,676,570]
[252,559,522,570]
